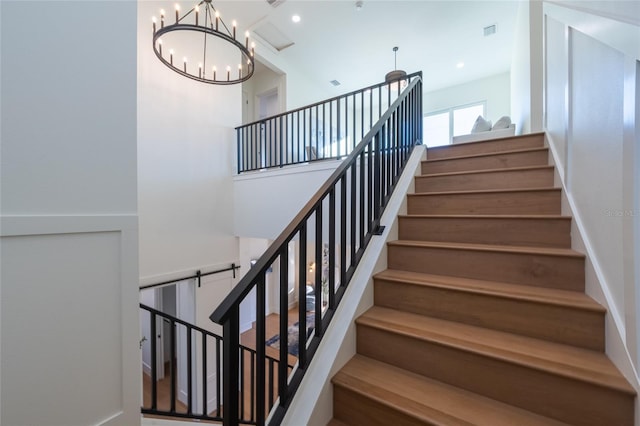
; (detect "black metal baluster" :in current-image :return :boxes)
[256,272,266,425]
[150,312,158,410]
[352,93,356,151]
[367,140,373,235]
[329,187,336,309]
[359,151,365,250]
[329,101,334,158]
[303,109,307,160]
[170,320,177,413]
[350,163,356,266]
[298,224,307,368]
[202,333,208,417]
[340,176,347,287]
[315,105,319,159]
[237,129,241,174]
[240,346,245,420]
[337,98,341,159]
[279,115,284,168]
[278,253,289,407]
[345,96,349,154]
[373,131,381,229]
[216,338,221,416]
[314,206,323,333]
[322,103,326,159]
[361,91,365,139]
[187,326,193,415]
[250,350,255,423]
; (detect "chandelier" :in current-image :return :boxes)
[152,0,255,85]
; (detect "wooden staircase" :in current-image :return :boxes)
[329,133,636,425]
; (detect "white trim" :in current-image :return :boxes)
[233,157,342,181]
[1,214,137,236]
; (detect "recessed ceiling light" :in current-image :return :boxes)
[456,62,465,69]
[292,14,301,23]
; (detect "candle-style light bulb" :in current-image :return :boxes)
[238,63,243,78]
[160,9,165,27]
[195,5,199,26]
[158,38,163,56]
[251,42,255,57]
[199,62,203,78]
[183,57,187,72]
[232,20,237,39]
[169,49,174,65]
[245,31,250,49]
[215,11,220,30]
[175,4,180,23]
[152,16,157,33]
[226,65,231,81]
[213,66,217,80]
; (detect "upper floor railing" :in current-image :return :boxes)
[212,72,423,425]
[236,72,422,173]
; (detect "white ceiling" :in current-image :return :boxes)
[214,0,522,93]
[155,0,522,93]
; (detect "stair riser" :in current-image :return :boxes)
[374,279,604,350]
[333,385,433,426]
[422,149,549,174]
[415,168,554,193]
[407,190,561,215]
[357,326,634,426]
[387,244,584,291]
[398,217,571,248]
[427,134,544,160]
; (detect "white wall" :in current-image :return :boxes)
[1,1,139,425]
[543,0,640,394]
[234,161,341,240]
[138,1,240,281]
[424,72,511,122]
[511,0,546,134]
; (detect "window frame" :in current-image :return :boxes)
[424,100,487,145]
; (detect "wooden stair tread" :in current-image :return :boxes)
[326,419,350,426]
[357,307,635,395]
[333,355,571,426]
[423,147,548,164]
[387,240,585,258]
[397,213,572,220]
[409,186,560,196]
[419,165,555,178]
[374,269,604,312]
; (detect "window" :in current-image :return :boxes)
[423,112,449,147]
[423,102,486,147]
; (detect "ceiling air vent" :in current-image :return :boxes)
[483,24,497,37]
[330,80,341,87]
[266,0,286,8]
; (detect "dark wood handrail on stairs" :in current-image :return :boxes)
[210,72,423,425]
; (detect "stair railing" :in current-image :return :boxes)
[211,72,422,425]
[236,72,422,173]
[140,303,286,423]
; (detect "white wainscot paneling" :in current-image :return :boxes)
[1,215,139,426]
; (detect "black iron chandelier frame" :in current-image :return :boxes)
[152,0,255,85]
